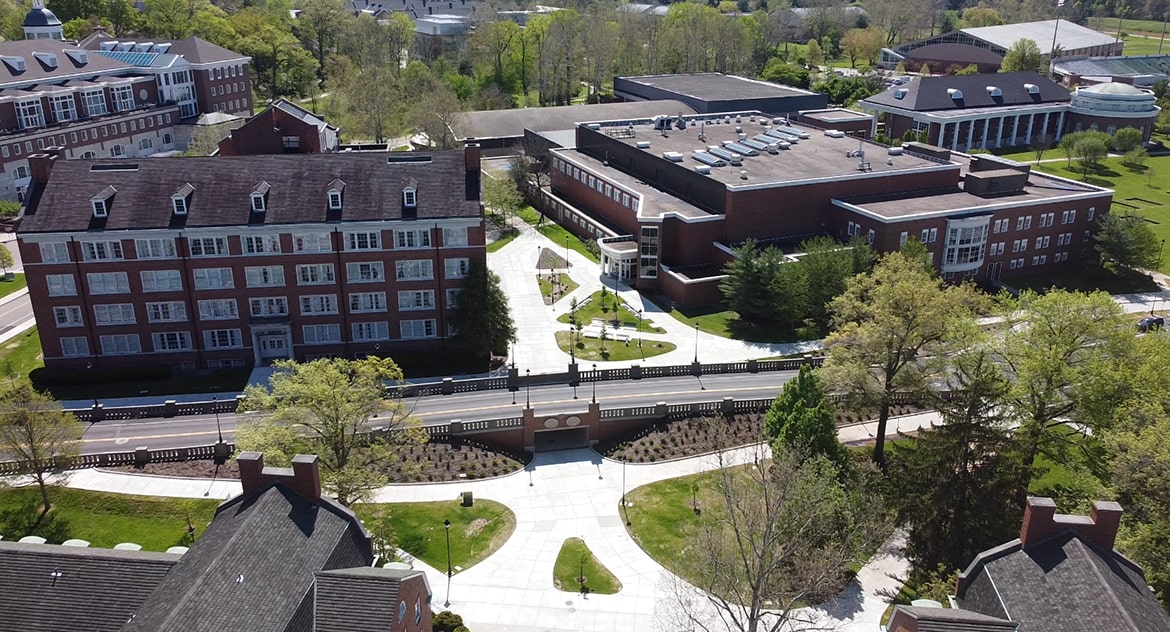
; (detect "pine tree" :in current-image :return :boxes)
[764,365,846,468]
[450,261,516,359]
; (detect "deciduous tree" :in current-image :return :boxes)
[821,250,982,467]
[482,174,523,229]
[1095,213,1163,270]
[450,261,517,361]
[237,357,425,505]
[839,27,884,68]
[1112,126,1144,152]
[999,38,1042,73]
[0,242,14,274]
[0,385,83,514]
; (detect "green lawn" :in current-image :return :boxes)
[554,330,676,362]
[623,470,726,587]
[487,229,518,253]
[517,206,600,263]
[1120,34,1168,56]
[1088,16,1169,37]
[537,272,578,304]
[0,486,219,550]
[665,303,811,343]
[1032,155,1170,274]
[0,273,26,300]
[553,537,622,594]
[0,327,43,382]
[557,290,666,333]
[354,499,515,572]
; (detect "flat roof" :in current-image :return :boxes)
[962,20,1118,55]
[618,73,817,101]
[553,148,716,221]
[581,113,947,188]
[801,108,872,123]
[838,168,1109,221]
[456,100,696,141]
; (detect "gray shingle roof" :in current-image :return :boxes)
[862,72,1070,112]
[80,33,249,65]
[890,605,1019,631]
[957,533,1170,632]
[123,484,373,632]
[314,567,429,632]
[0,40,132,84]
[0,540,178,632]
[19,152,480,234]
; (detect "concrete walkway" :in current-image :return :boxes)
[52,411,939,632]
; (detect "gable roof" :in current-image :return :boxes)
[272,98,333,131]
[861,72,1070,111]
[80,33,249,65]
[19,152,480,234]
[0,40,131,85]
[0,540,178,632]
[957,532,1170,632]
[314,567,430,632]
[123,484,373,632]
[888,605,1019,631]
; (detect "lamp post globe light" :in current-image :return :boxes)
[443,518,452,606]
[591,363,597,404]
[525,369,531,409]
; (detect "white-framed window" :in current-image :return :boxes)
[1054,251,1069,262]
[198,299,238,320]
[403,187,417,208]
[243,234,281,254]
[1038,254,1047,265]
[135,238,177,259]
[1016,215,1032,231]
[328,190,342,210]
[47,274,77,296]
[140,270,183,292]
[352,321,390,341]
[443,227,468,247]
[249,296,288,317]
[1031,255,1040,266]
[87,272,130,294]
[1012,239,1027,253]
[100,333,141,355]
[189,236,228,257]
[296,264,335,285]
[992,218,1009,234]
[300,294,338,315]
[83,89,107,117]
[899,231,908,246]
[398,290,435,311]
[346,262,384,283]
[152,331,192,351]
[444,258,470,279]
[146,301,186,322]
[109,145,124,158]
[204,329,243,349]
[396,260,433,281]
[294,233,331,252]
[81,240,124,261]
[1087,207,1095,221]
[61,336,89,357]
[847,221,860,237]
[920,228,929,243]
[445,288,461,309]
[244,265,285,287]
[1061,209,1077,224]
[93,303,136,325]
[15,99,44,129]
[111,85,134,111]
[349,292,387,312]
[395,229,432,249]
[53,306,83,327]
[39,242,70,263]
[345,231,380,250]
[1037,235,1050,249]
[193,267,234,290]
[990,242,1005,256]
[1057,233,1072,247]
[400,319,436,339]
[303,324,341,344]
[927,228,938,243]
[172,196,188,215]
[50,94,76,123]
[1039,212,1055,228]
[139,138,153,151]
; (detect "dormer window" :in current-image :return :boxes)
[91,185,116,218]
[403,187,417,208]
[986,86,1001,97]
[947,88,963,99]
[327,178,344,211]
[251,181,270,213]
[172,182,193,215]
[1024,83,1040,95]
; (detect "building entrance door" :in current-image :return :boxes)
[987,261,1002,282]
[258,335,288,361]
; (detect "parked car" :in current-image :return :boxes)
[1138,315,1165,332]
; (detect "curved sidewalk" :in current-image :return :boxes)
[55,413,936,632]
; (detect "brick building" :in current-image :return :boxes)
[218,99,340,155]
[536,111,1111,307]
[17,146,484,370]
[0,11,252,201]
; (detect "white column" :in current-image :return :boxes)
[937,122,946,147]
[995,115,1006,147]
[1011,115,1021,146]
[965,119,975,151]
[1055,110,1066,141]
[980,117,991,149]
[1025,114,1035,144]
[951,122,960,151]
[1041,112,1051,140]
[870,113,878,139]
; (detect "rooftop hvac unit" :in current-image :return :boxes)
[694,165,712,174]
[888,146,904,156]
[636,141,651,149]
[825,129,846,138]
[662,151,685,162]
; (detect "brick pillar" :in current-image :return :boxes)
[1019,496,1058,549]
[237,451,266,495]
[1087,501,1123,551]
[291,454,321,502]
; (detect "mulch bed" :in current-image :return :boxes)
[536,247,569,271]
[105,439,529,483]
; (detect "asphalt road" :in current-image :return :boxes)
[0,293,33,337]
[77,371,798,454]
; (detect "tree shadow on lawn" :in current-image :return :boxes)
[0,501,73,543]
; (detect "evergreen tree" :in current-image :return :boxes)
[719,240,778,324]
[450,261,517,359]
[888,348,1027,571]
[764,365,846,468]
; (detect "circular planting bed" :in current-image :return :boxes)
[106,438,529,483]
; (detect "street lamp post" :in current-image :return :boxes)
[212,395,223,443]
[693,323,699,363]
[1155,239,1167,315]
[525,369,531,409]
[591,363,597,404]
[637,309,643,357]
[443,519,452,607]
[564,235,570,271]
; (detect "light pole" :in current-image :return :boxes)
[591,363,597,404]
[637,309,643,360]
[1155,239,1166,315]
[622,458,629,525]
[212,395,223,443]
[525,368,531,409]
[443,519,452,607]
[564,234,570,270]
[693,323,699,363]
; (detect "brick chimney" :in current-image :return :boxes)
[1019,496,1124,551]
[236,451,323,502]
[464,142,481,202]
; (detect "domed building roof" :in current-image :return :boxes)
[23,5,61,27]
[1078,82,1147,96]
